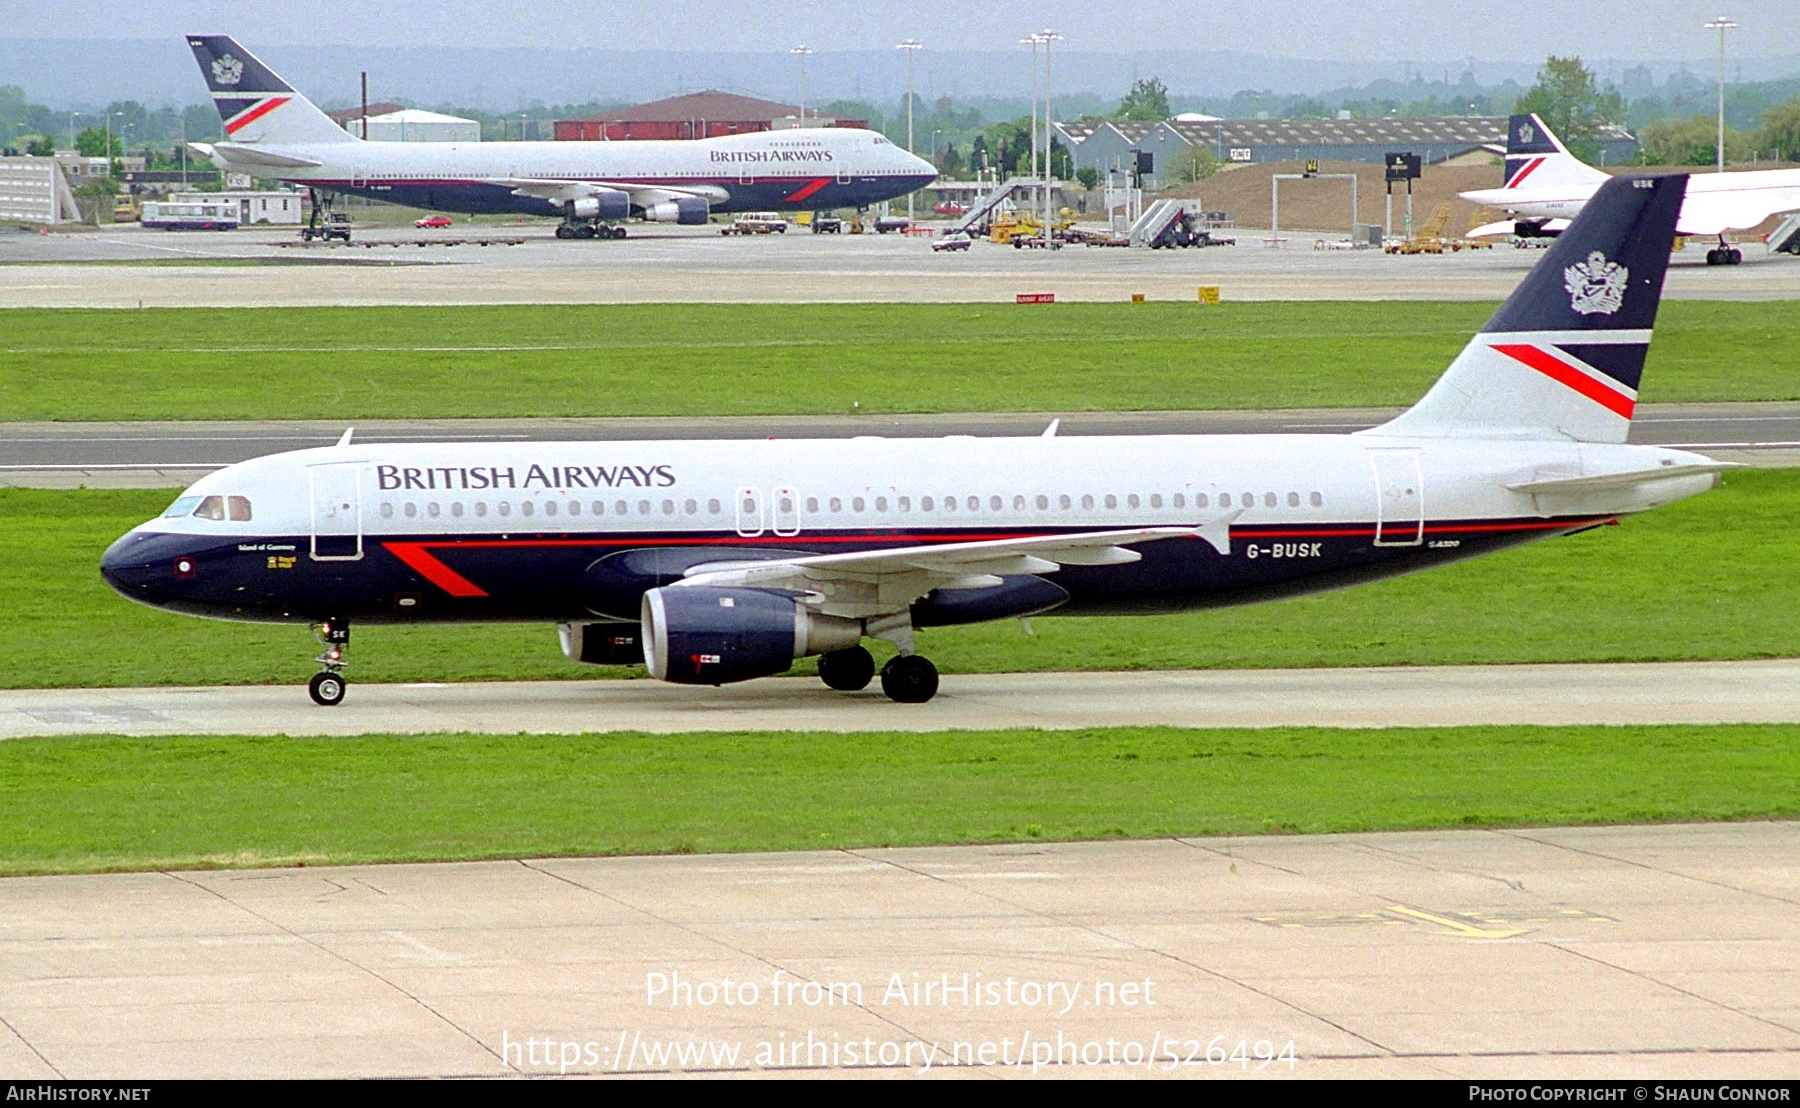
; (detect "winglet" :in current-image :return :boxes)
[1041,419,1060,438]
[336,427,355,447]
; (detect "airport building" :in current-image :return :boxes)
[0,156,82,224]
[554,91,869,140]
[1055,116,1638,188]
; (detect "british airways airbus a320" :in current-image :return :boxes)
[184,35,937,239]
[104,175,1732,706]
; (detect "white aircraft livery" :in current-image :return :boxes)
[1462,113,1800,264]
[104,175,1732,705]
[185,35,938,238]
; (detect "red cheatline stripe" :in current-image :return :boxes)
[224,96,291,135]
[1505,156,1545,188]
[785,177,832,203]
[1491,342,1636,419]
[383,542,488,597]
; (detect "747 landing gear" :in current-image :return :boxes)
[554,223,627,240]
[308,619,349,706]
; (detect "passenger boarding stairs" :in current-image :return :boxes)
[1128,199,1187,247]
[948,176,1045,235]
[1768,213,1800,256]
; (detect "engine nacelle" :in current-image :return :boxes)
[557,622,644,665]
[642,196,710,225]
[641,586,860,685]
[568,193,629,221]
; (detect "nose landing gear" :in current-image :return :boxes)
[308,620,350,706]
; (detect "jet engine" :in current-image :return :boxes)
[642,196,710,224]
[568,193,630,221]
[557,622,643,665]
[641,586,861,685]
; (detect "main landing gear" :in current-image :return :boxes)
[1705,236,1743,265]
[815,642,942,703]
[308,620,349,706]
[554,222,627,240]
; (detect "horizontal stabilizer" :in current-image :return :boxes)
[1506,462,1740,494]
[206,143,323,169]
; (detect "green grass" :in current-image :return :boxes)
[0,724,1793,875]
[4,470,1796,689]
[2,301,1797,420]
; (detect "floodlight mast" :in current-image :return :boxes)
[1704,15,1737,173]
[790,45,813,127]
[1040,30,1063,241]
[898,39,922,221]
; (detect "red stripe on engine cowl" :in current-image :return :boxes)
[224,96,291,135]
[1491,342,1636,419]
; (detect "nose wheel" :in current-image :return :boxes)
[309,620,350,706]
[308,670,347,706]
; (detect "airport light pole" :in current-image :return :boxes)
[1705,15,1736,172]
[1040,29,1063,241]
[1020,34,1042,214]
[898,39,921,221]
[791,45,813,126]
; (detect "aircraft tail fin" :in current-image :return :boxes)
[186,35,356,145]
[1369,173,1686,446]
[1501,112,1609,190]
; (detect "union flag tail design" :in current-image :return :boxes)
[187,35,356,145]
[1373,173,1687,445]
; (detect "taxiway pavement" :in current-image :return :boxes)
[5,660,1799,740]
[4,403,1798,488]
[0,823,1794,1078]
[3,222,1796,308]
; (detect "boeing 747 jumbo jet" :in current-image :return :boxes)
[1463,113,1800,264]
[104,175,1732,706]
[184,35,937,239]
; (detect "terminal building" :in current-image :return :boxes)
[554,91,868,140]
[1054,116,1638,188]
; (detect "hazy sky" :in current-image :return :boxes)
[13,1,1797,60]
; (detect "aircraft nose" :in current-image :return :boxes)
[100,530,194,604]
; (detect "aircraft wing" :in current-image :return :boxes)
[676,523,1233,619]
[498,178,728,206]
[1676,188,1800,236]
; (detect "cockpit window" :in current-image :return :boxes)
[228,496,253,521]
[193,496,226,520]
[161,495,202,518]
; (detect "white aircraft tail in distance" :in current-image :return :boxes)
[1462,113,1800,264]
[184,34,938,239]
[104,174,1736,706]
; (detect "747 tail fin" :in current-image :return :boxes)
[1370,173,1687,445]
[186,35,356,146]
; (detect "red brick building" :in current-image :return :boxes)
[554,90,866,141]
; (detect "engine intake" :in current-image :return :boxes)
[641,586,860,685]
[643,196,710,225]
[567,193,629,221]
[557,622,644,665]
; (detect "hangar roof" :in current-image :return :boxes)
[571,90,803,123]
